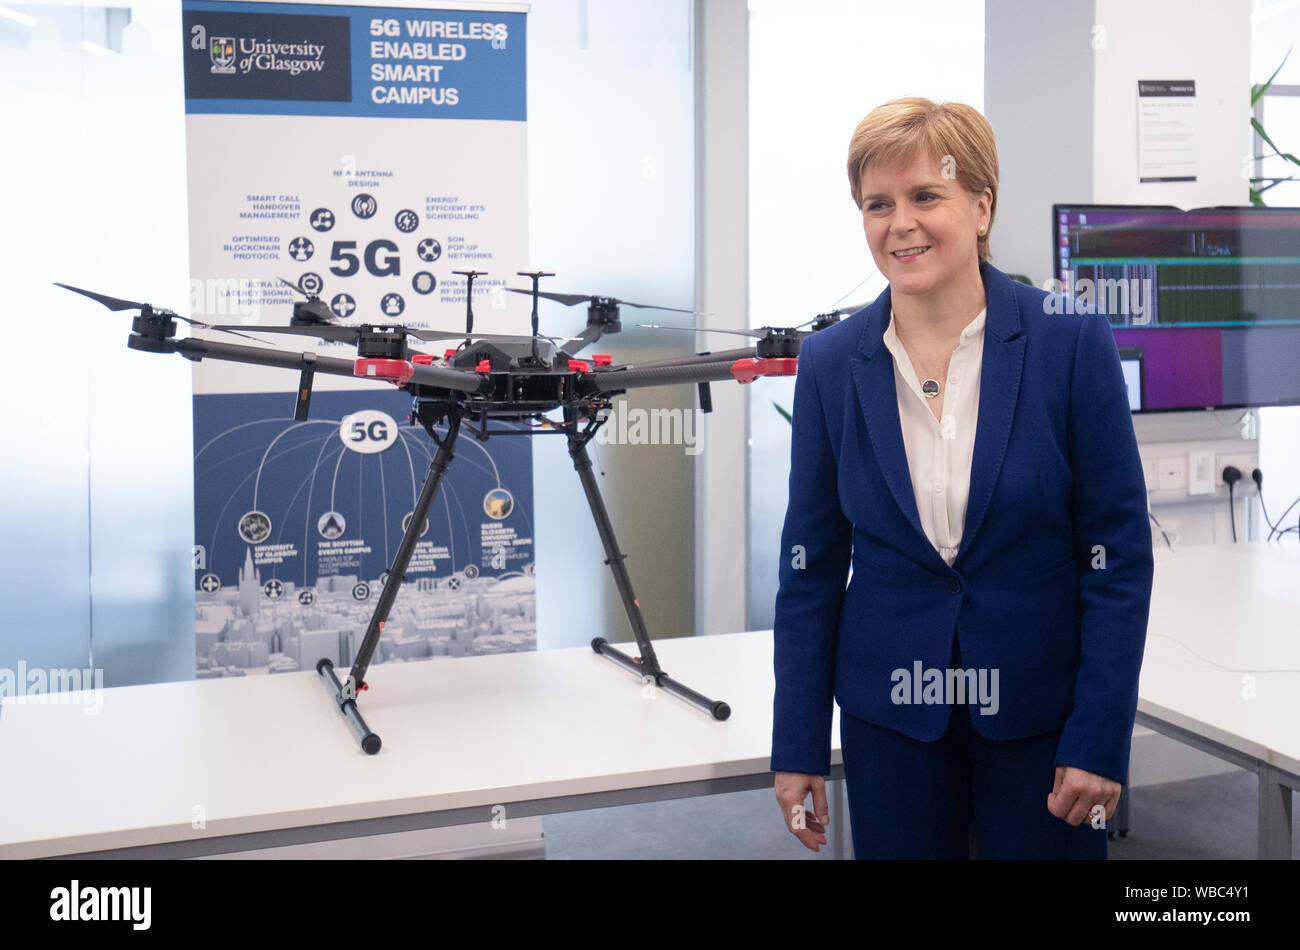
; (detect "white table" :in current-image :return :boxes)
[3,542,1294,860]
[1135,542,1300,858]
[0,630,844,859]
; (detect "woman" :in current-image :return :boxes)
[770,98,1153,859]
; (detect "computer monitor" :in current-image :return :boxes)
[1052,204,1300,412]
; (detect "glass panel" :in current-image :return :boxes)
[747,0,985,628]
[528,0,697,649]
[2,0,699,692]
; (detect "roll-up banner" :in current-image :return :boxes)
[181,0,535,678]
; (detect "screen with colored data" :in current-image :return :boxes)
[1052,205,1300,412]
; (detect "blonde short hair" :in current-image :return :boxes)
[847,98,999,262]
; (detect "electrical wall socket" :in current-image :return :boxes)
[1156,456,1186,492]
[1187,450,1216,496]
[1217,454,1259,488]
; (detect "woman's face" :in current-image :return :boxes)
[858,152,991,301]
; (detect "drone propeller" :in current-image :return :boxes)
[54,282,261,341]
[637,299,870,339]
[54,282,149,312]
[505,287,695,314]
[212,323,562,346]
[279,275,317,298]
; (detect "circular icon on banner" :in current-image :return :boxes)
[483,488,514,520]
[402,512,430,538]
[394,209,419,233]
[351,194,378,219]
[309,208,335,232]
[288,236,315,261]
[352,582,371,602]
[411,271,436,295]
[447,576,461,591]
[340,410,397,454]
[463,564,479,579]
[298,589,316,606]
[317,511,346,540]
[381,293,405,317]
[523,562,534,576]
[238,510,272,544]
[416,238,442,262]
[263,579,284,600]
[330,293,356,319]
[298,272,324,296]
[198,573,222,594]
[379,571,390,587]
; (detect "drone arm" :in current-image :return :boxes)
[169,337,485,393]
[172,336,356,375]
[557,323,607,358]
[587,357,748,392]
[610,347,759,372]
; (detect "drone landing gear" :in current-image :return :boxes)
[569,436,731,722]
[317,406,730,756]
[317,410,463,754]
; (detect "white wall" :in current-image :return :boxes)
[1092,0,1252,207]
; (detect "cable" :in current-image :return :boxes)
[1222,466,1242,542]
[1251,468,1281,540]
[1266,493,1300,542]
[1147,505,1173,550]
[1149,631,1300,675]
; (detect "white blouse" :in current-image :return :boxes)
[881,307,987,566]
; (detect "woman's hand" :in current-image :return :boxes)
[774,772,829,851]
[1047,766,1122,826]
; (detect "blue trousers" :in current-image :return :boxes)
[839,641,1108,860]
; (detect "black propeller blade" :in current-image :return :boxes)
[55,282,260,341]
[505,287,695,314]
[637,299,869,339]
[211,324,561,345]
[55,282,149,312]
[279,276,316,298]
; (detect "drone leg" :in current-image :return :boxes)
[316,413,463,754]
[567,437,730,721]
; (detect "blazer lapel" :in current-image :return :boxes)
[954,263,1026,566]
[850,288,935,564]
[847,263,1028,572]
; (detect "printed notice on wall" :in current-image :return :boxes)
[1137,80,1197,184]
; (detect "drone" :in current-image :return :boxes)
[55,273,848,754]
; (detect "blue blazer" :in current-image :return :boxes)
[771,261,1153,784]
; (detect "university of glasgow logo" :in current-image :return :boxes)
[210,36,236,73]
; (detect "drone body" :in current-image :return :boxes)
[56,272,831,754]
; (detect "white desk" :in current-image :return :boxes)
[1136,542,1300,858]
[2,542,1294,860]
[0,630,844,859]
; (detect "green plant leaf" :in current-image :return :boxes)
[1250,118,1300,165]
[1252,47,1292,106]
[773,401,793,425]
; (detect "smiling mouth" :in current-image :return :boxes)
[892,246,931,259]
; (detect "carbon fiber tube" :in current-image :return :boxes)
[171,338,484,392]
[607,347,757,372]
[316,659,382,755]
[590,638,730,720]
[589,358,740,392]
[173,337,356,375]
